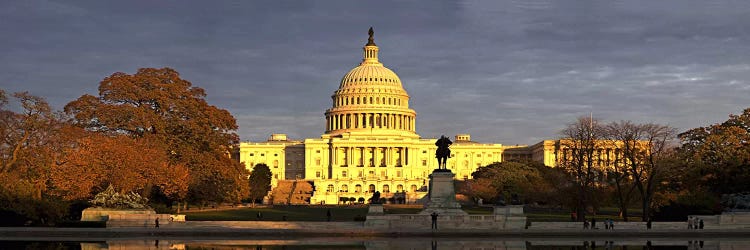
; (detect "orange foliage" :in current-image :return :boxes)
[52,133,188,200]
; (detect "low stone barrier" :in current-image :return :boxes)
[365,206,526,230]
[106,214,172,228]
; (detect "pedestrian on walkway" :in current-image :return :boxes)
[688,216,693,229]
[699,219,704,229]
[591,218,597,229]
[326,209,332,222]
[609,219,614,230]
[430,212,438,230]
[155,217,159,228]
[605,219,609,229]
[693,217,700,230]
[257,212,263,220]
[646,218,652,230]
[583,220,589,229]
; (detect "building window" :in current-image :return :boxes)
[368,184,376,193]
[261,153,265,156]
[327,184,334,192]
[383,185,390,193]
[341,184,348,193]
[274,174,278,179]
[422,160,427,166]
[273,160,279,168]
[316,171,321,178]
[316,158,321,166]
[355,184,362,193]
[396,170,402,178]
[250,153,254,156]
[397,184,403,192]
[410,185,417,193]
[274,153,278,156]
[342,171,347,178]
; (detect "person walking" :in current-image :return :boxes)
[591,218,597,229]
[688,216,693,229]
[326,209,332,222]
[609,219,614,230]
[430,212,438,230]
[154,217,159,228]
[694,217,700,230]
[699,219,704,229]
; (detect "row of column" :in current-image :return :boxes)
[327,113,414,131]
[332,146,409,168]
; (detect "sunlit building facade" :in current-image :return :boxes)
[238,30,638,204]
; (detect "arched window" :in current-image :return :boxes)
[327,184,334,193]
[341,184,349,193]
[383,185,390,193]
[397,184,403,192]
[368,184,376,193]
[273,160,279,168]
[355,184,362,193]
[410,185,417,193]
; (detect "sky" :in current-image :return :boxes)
[2,0,750,145]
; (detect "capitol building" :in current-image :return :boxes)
[239,29,563,205]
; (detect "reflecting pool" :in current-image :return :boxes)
[1,238,747,249]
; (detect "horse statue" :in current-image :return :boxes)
[435,135,452,170]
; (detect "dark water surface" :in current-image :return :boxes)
[1,238,746,249]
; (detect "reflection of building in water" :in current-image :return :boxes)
[80,240,184,250]
[238,29,644,205]
[79,239,744,249]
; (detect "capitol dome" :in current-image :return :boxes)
[324,28,417,137]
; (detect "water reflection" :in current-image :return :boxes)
[1,238,746,250]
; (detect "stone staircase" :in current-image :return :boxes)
[271,180,313,205]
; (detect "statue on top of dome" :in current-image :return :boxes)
[367,27,376,46]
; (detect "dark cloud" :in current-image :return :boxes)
[1,0,749,145]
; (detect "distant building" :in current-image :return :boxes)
[238,29,635,204]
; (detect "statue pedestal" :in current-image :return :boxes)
[419,169,467,215]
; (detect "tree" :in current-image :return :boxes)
[679,108,750,194]
[50,133,189,202]
[64,68,249,205]
[607,121,676,221]
[465,161,548,205]
[247,163,272,206]
[559,116,606,221]
[0,90,72,224]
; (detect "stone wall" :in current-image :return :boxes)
[366,205,526,230]
[81,208,155,222]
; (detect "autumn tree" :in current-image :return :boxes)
[559,116,606,221]
[679,108,750,194]
[64,68,250,206]
[607,121,676,221]
[247,163,272,206]
[465,161,550,205]
[0,90,72,224]
[51,133,189,202]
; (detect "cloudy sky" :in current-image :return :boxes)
[2,0,749,145]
